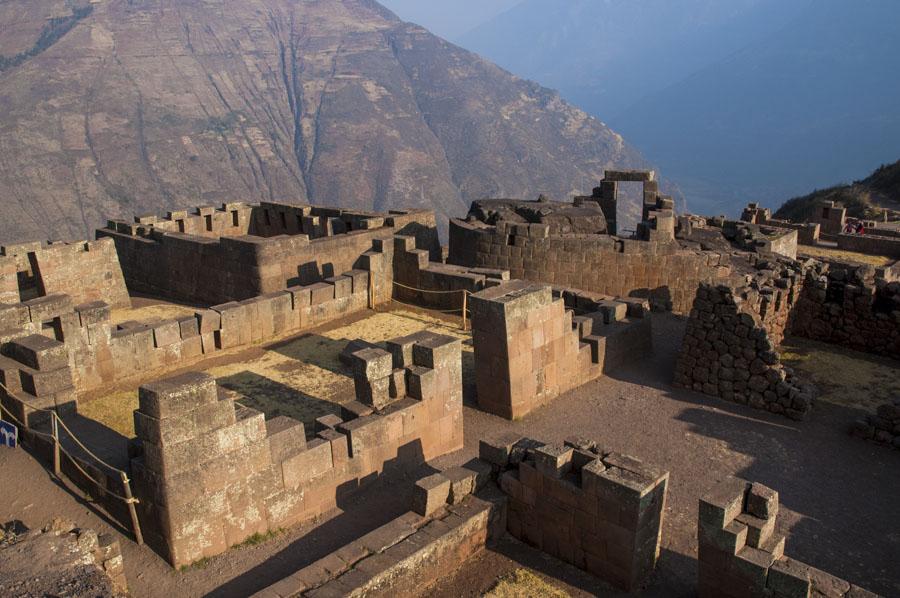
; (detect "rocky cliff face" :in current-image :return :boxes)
[0,0,644,243]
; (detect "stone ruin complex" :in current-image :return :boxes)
[0,170,893,596]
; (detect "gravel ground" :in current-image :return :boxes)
[1,313,898,597]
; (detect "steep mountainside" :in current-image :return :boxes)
[0,0,643,243]
[776,161,900,223]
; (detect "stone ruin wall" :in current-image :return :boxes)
[851,398,900,450]
[99,202,439,306]
[698,477,878,598]
[449,218,732,314]
[0,237,129,308]
[674,256,814,420]
[468,280,652,420]
[481,434,669,592]
[131,330,463,568]
[0,263,378,407]
[789,263,900,359]
[835,232,900,259]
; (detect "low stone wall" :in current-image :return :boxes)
[254,483,504,598]
[789,264,900,359]
[698,477,879,598]
[836,232,900,259]
[449,218,731,313]
[100,204,437,305]
[851,399,900,450]
[392,235,509,311]
[480,434,668,592]
[0,237,130,308]
[131,330,463,568]
[674,274,812,420]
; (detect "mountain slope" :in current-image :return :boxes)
[0,0,643,243]
[614,0,900,216]
[775,161,900,223]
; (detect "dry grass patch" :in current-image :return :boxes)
[484,569,571,598]
[781,337,900,413]
[80,309,473,438]
[798,245,895,267]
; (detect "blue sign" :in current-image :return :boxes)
[0,420,17,449]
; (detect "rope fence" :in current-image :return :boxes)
[0,381,144,545]
[390,280,473,330]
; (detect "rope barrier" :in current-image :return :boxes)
[389,280,473,329]
[0,380,144,543]
[391,280,472,295]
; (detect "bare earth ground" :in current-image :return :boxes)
[1,313,899,597]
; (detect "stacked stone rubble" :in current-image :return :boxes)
[698,477,879,598]
[132,330,464,568]
[675,277,813,420]
[851,398,900,450]
[481,434,668,592]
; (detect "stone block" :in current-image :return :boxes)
[75,301,111,327]
[266,416,307,463]
[138,372,218,419]
[315,414,344,432]
[478,432,524,467]
[6,334,67,370]
[698,477,749,528]
[307,282,335,305]
[746,482,778,520]
[412,473,451,516]
[325,275,352,299]
[533,444,574,478]
[442,466,477,504]
[178,317,200,339]
[19,365,73,397]
[152,320,182,348]
[281,438,333,489]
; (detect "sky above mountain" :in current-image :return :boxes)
[458,0,900,216]
[378,0,521,40]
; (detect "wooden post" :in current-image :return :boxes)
[120,471,144,546]
[51,415,60,477]
[462,291,468,331]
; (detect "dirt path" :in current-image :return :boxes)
[1,314,898,596]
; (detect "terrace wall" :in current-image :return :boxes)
[131,330,464,568]
[835,232,900,259]
[449,219,731,314]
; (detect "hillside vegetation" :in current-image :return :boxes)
[775,161,900,223]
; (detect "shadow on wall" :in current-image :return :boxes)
[203,440,439,598]
[216,371,343,440]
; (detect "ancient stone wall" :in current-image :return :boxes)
[0,238,129,308]
[836,232,900,259]
[99,205,438,305]
[449,218,731,313]
[851,398,900,450]
[392,235,509,311]
[469,281,651,420]
[0,334,76,427]
[255,468,503,598]
[132,331,463,568]
[789,264,900,359]
[481,434,668,592]
[674,268,813,420]
[698,477,878,598]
